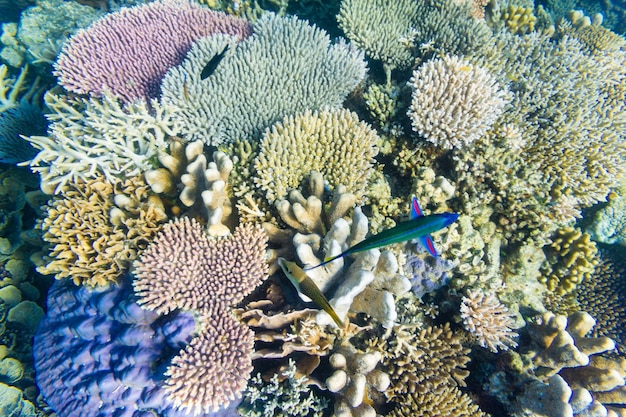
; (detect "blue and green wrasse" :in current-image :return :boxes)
[277,257,344,328]
[307,197,459,270]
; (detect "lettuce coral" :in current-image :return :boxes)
[161,14,366,145]
[253,109,379,204]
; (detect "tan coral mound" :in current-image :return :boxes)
[388,385,489,417]
[39,176,167,286]
[254,109,379,204]
[407,54,509,150]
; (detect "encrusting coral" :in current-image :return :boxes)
[38,175,167,287]
[460,289,518,353]
[54,0,252,103]
[253,109,379,205]
[407,54,509,150]
[161,14,366,145]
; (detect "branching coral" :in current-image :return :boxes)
[26,92,181,194]
[408,54,509,150]
[254,109,379,204]
[55,0,252,103]
[161,14,366,145]
[38,175,167,287]
[460,289,518,352]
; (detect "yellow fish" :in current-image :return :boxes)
[277,257,344,328]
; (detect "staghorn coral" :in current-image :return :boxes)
[372,323,471,401]
[239,359,328,417]
[26,92,182,194]
[387,384,489,417]
[407,54,509,150]
[541,227,598,296]
[133,217,268,316]
[560,10,626,54]
[460,289,518,353]
[38,175,167,287]
[161,14,366,145]
[165,311,255,415]
[254,109,379,204]
[55,0,251,103]
[33,277,210,417]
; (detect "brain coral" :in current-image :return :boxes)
[407,54,509,150]
[253,109,379,204]
[33,278,212,417]
[133,217,268,315]
[54,0,252,103]
[161,13,367,145]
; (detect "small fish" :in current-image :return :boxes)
[277,257,344,328]
[200,44,230,80]
[307,197,459,270]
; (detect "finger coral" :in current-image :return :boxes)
[460,289,518,353]
[254,109,379,204]
[407,54,509,150]
[38,175,167,287]
[161,14,366,145]
[55,0,252,103]
[133,217,268,315]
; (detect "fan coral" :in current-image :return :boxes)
[460,289,518,352]
[38,175,167,287]
[133,217,268,316]
[26,92,181,194]
[55,0,251,103]
[407,54,509,150]
[253,109,379,204]
[161,14,366,145]
[165,312,254,415]
[33,278,208,417]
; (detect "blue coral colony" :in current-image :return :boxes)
[0,0,624,417]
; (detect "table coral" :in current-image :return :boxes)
[55,0,251,103]
[254,109,379,204]
[38,175,167,287]
[407,54,509,150]
[161,14,366,145]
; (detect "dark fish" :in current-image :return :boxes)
[200,44,230,80]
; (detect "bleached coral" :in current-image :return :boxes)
[460,289,518,352]
[161,14,366,145]
[407,54,509,150]
[25,92,181,194]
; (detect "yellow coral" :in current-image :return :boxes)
[502,5,537,34]
[541,227,598,295]
[39,176,167,286]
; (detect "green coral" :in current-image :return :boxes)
[161,14,366,145]
[238,359,328,417]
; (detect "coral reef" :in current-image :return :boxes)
[387,385,489,417]
[253,109,379,204]
[26,92,181,194]
[239,359,329,417]
[586,183,626,247]
[38,175,167,287]
[55,0,251,103]
[407,54,509,150]
[460,289,518,353]
[161,13,366,144]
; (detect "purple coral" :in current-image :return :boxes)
[404,244,455,298]
[33,277,210,417]
[54,0,251,103]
